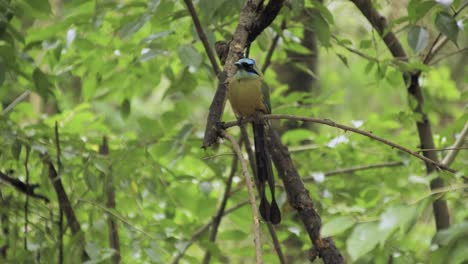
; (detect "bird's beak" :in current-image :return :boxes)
[234,62,242,68]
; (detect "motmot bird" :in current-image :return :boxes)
[228,58,281,224]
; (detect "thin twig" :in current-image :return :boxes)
[100,136,121,264]
[303,161,405,182]
[79,199,157,240]
[1,91,31,115]
[441,122,468,167]
[423,2,468,64]
[202,139,240,264]
[430,47,468,65]
[54,122,64,264]
[171,200,250,264]
[240,126,286,264]
[183,0,221,75]
[23,147,30,250]
[419,146,468,152]
[221,130,263,264]
[224,115,455,173]
[261,20,286,73]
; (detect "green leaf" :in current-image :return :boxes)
[346,222,380,261]
[407,26,429,54]
[311,0,334,24]
[377,205,416,243]
[408,0,436,22]
[435,11,459,45]
[218,230,248,241]
[32,68,52,101]
[322,216,355,237]
[21,0,52,18]
[120,99,131,119]
[117,13,152,39]
[178,45,202,68]
[140,31,173,44]
[336,53,349,68]
[309,11,331,47]
[359,39,372,49]
[433,221,468,246]
[11,139,22,160]
[0,58,5,85]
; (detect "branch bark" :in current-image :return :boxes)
[350,0,451,230]
[221,130,263,264]
[100,136,121,264]
[0,171,49,202]
[202,0,285,148]
[267,128,344,263]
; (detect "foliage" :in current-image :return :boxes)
[0,0,466,263]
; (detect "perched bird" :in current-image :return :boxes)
[228,58,281,224]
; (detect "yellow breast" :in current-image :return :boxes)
[228,77,266,118]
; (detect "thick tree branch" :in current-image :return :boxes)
[0,171,49,202]
[183,0,221,75]
[247,0,286,44]
[221,130,263,264]
[266,128,344,263]
[350,0,451,230]
[202,0,285,148]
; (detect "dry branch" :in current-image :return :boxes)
[221,130,263,264]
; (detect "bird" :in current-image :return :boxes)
[228,58,281,224]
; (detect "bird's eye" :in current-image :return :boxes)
[242,62,249,67]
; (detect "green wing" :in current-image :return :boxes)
[261,80,271,114]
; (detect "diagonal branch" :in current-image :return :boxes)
[223,115,455,173]
[350,0,451,230]
[0,171,49,202]
[441,122,468,167]
[183,0,221,75]
[266,114,455,173]
[221,130,263,264]
[303,161,405,182]
[240,126,286,264]
[202,140,240,264]
[266,128,344,263]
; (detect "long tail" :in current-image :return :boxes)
[253,121,281,224]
